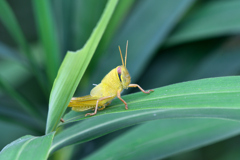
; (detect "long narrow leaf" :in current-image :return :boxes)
[76,0,135,95]
[51,0,74,54]
[72,0,108,50]
[0,0,46,95]
[64,76,240,122]
[45,0,119,134]
[0,132,55,160]
[93,0,135,56]
[0,106,44,133]
[0,76,45,127]
[0,0,31,59]
[187,40,240,80]
[89,0,196,88]
[137,37,240,90]
[0,63,30,88]
[85,118,240,160]
[33,0,61,85]
[50,76,240,152]
[165,1,240,46]
[0,42,24,63]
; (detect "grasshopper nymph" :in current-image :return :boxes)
[68,41,154,116]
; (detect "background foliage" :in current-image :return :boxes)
[0,0,240,159]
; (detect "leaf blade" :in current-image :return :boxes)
[51,76,240,152]
[166,1,240,46]
[0,0,46,93]
[0,132,55,160]
[89,0,196,87]
[45,0,119,134]
[33,0,61,85]
[64,76,240,122]
[85,118,240,160]
[0,76,45,127]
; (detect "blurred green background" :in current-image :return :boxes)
[0,0,240,159]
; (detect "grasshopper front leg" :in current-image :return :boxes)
[128,84,154,93]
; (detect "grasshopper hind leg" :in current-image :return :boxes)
[97,100,112,111]
[97,106,105,111]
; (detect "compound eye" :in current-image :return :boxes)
[117,67,122,82]
[117,67,121,74]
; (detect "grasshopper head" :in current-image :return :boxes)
[117,66,131,89]
[118,40,131,89]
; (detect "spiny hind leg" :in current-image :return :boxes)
[97,106,105,111]
[128,84,154,93]
[85,96,112,116]
[105,101,112,106]
[92,106,104,111]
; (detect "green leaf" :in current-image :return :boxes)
[0,120,40,149]
[137,37,239,89]
[0,0,31,58]
[0,60,30,87]
[76,0,135,95]
[0,132,55,160]
[0,106,44,133]
[51,0,74,54]
[72,0,108,50]
[64,76,240,122]
[165,1,240,46]
[0,42,24,63]
[93,0,135,55]
[45,0,119,134]
[89,0,196,87]
[87,0,135,67]
[187,39,240,80]
[84,118,240,160]
[0,76,45,127]
[33,0,61,85]
[0,0,45,93]
[218,146,240,160]
[50,76,240,152]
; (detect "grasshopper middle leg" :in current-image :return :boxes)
[85,96,112,116]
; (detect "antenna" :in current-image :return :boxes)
[125,40,128,67]
[118,46,125,66]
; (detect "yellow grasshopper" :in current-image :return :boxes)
[68,41,154,116]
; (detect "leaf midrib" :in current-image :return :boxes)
[62,90,240,122]
[63,107,240,126]
[112,90,240,108]
[15,137,37,159]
